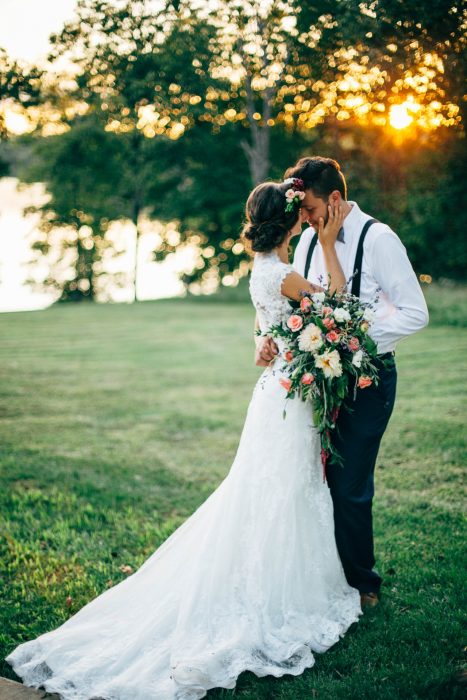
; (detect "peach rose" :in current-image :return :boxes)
[284,350,294,362]
[287,314,303,332]
[279,377,292,392]
[348,337,360,352]
[358,376,373,389]
[326,330,340,343]
[301,373,315,385]
[322,317,336,330]
[322,306,333,316]
[300,296,312,313]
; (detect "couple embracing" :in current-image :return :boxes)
[7,156,428,700]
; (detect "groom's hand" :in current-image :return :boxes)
[255,336,278,366]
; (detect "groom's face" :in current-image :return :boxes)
[300,189,334,230]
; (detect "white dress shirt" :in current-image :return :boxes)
[293,201,429,354]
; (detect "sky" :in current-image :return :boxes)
[0,0,79,62]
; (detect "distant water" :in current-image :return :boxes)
[0,178,194,313]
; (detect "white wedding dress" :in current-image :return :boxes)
[6,250,361,700]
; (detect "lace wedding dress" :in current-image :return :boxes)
[6,250,361,700]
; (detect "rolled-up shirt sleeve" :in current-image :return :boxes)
[368,230,429,352]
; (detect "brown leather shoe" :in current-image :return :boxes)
[360,592,379,608]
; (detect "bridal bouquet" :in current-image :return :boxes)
[264,289,381,472]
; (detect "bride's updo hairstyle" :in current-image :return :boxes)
[242,182,301,253]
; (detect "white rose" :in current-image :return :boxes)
[285,188,295,199]
[363,308,375,322]
[352,349,363,368]
[333,307,351,323]
[315,349,343,378]
[312,292,326,305]
[298,324,323,352]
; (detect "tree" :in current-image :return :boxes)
[19,117,130,301]
[0,48,43,139]
[293,0,465,128]
[46,0,220,298]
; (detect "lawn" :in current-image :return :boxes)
[0,285,465,699]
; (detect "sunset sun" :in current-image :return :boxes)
[389,102,415,130]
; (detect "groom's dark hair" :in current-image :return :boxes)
[284,157,347,200]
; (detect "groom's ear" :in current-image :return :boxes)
[329,190,342,205]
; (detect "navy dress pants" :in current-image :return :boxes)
[327,355,397,594]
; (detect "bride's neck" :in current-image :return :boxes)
[274,240,290,264]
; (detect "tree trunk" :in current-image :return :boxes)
[132,201,141,303]
[241,124,271,185]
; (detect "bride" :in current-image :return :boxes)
[6,180,361,700]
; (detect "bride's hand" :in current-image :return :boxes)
[318,203,345,249]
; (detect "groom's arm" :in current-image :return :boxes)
[368,230,429,351]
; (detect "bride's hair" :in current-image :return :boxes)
[241,182,301,253]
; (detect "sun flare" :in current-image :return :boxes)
[389,103,414,130]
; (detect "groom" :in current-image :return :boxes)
[255,156,429,607]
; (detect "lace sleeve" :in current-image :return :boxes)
[250,254,295,330]
[265,261,295,300]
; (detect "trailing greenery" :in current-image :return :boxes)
[0,286,465,698]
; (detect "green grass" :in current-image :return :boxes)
[0,286,466,699]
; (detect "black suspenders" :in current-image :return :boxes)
[303,218,378,297]
[350,218,378,297]
[303,232,318,280]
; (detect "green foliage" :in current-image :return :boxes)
[294,0,466,120]
[1,0,465,299]
[0,48,43,139]
[16,116,130,301]
[0,289,465,697]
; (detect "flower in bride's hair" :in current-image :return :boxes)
[279,377,292,391]
[287,314,303,332]
[298,324,323,352]
[285,188,295,199]
[315,349,343,379]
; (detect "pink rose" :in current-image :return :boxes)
[348,337,360,352]
[326,330,340,343]
[300,296,312,313]
[322,306,333,316]
[322,317,335,330]
[301,373,315,385]
[285,188,295,199]
[284,350,294,362]
[279,377,292,392]
[358,376,373,389]
[287,314,303,332]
